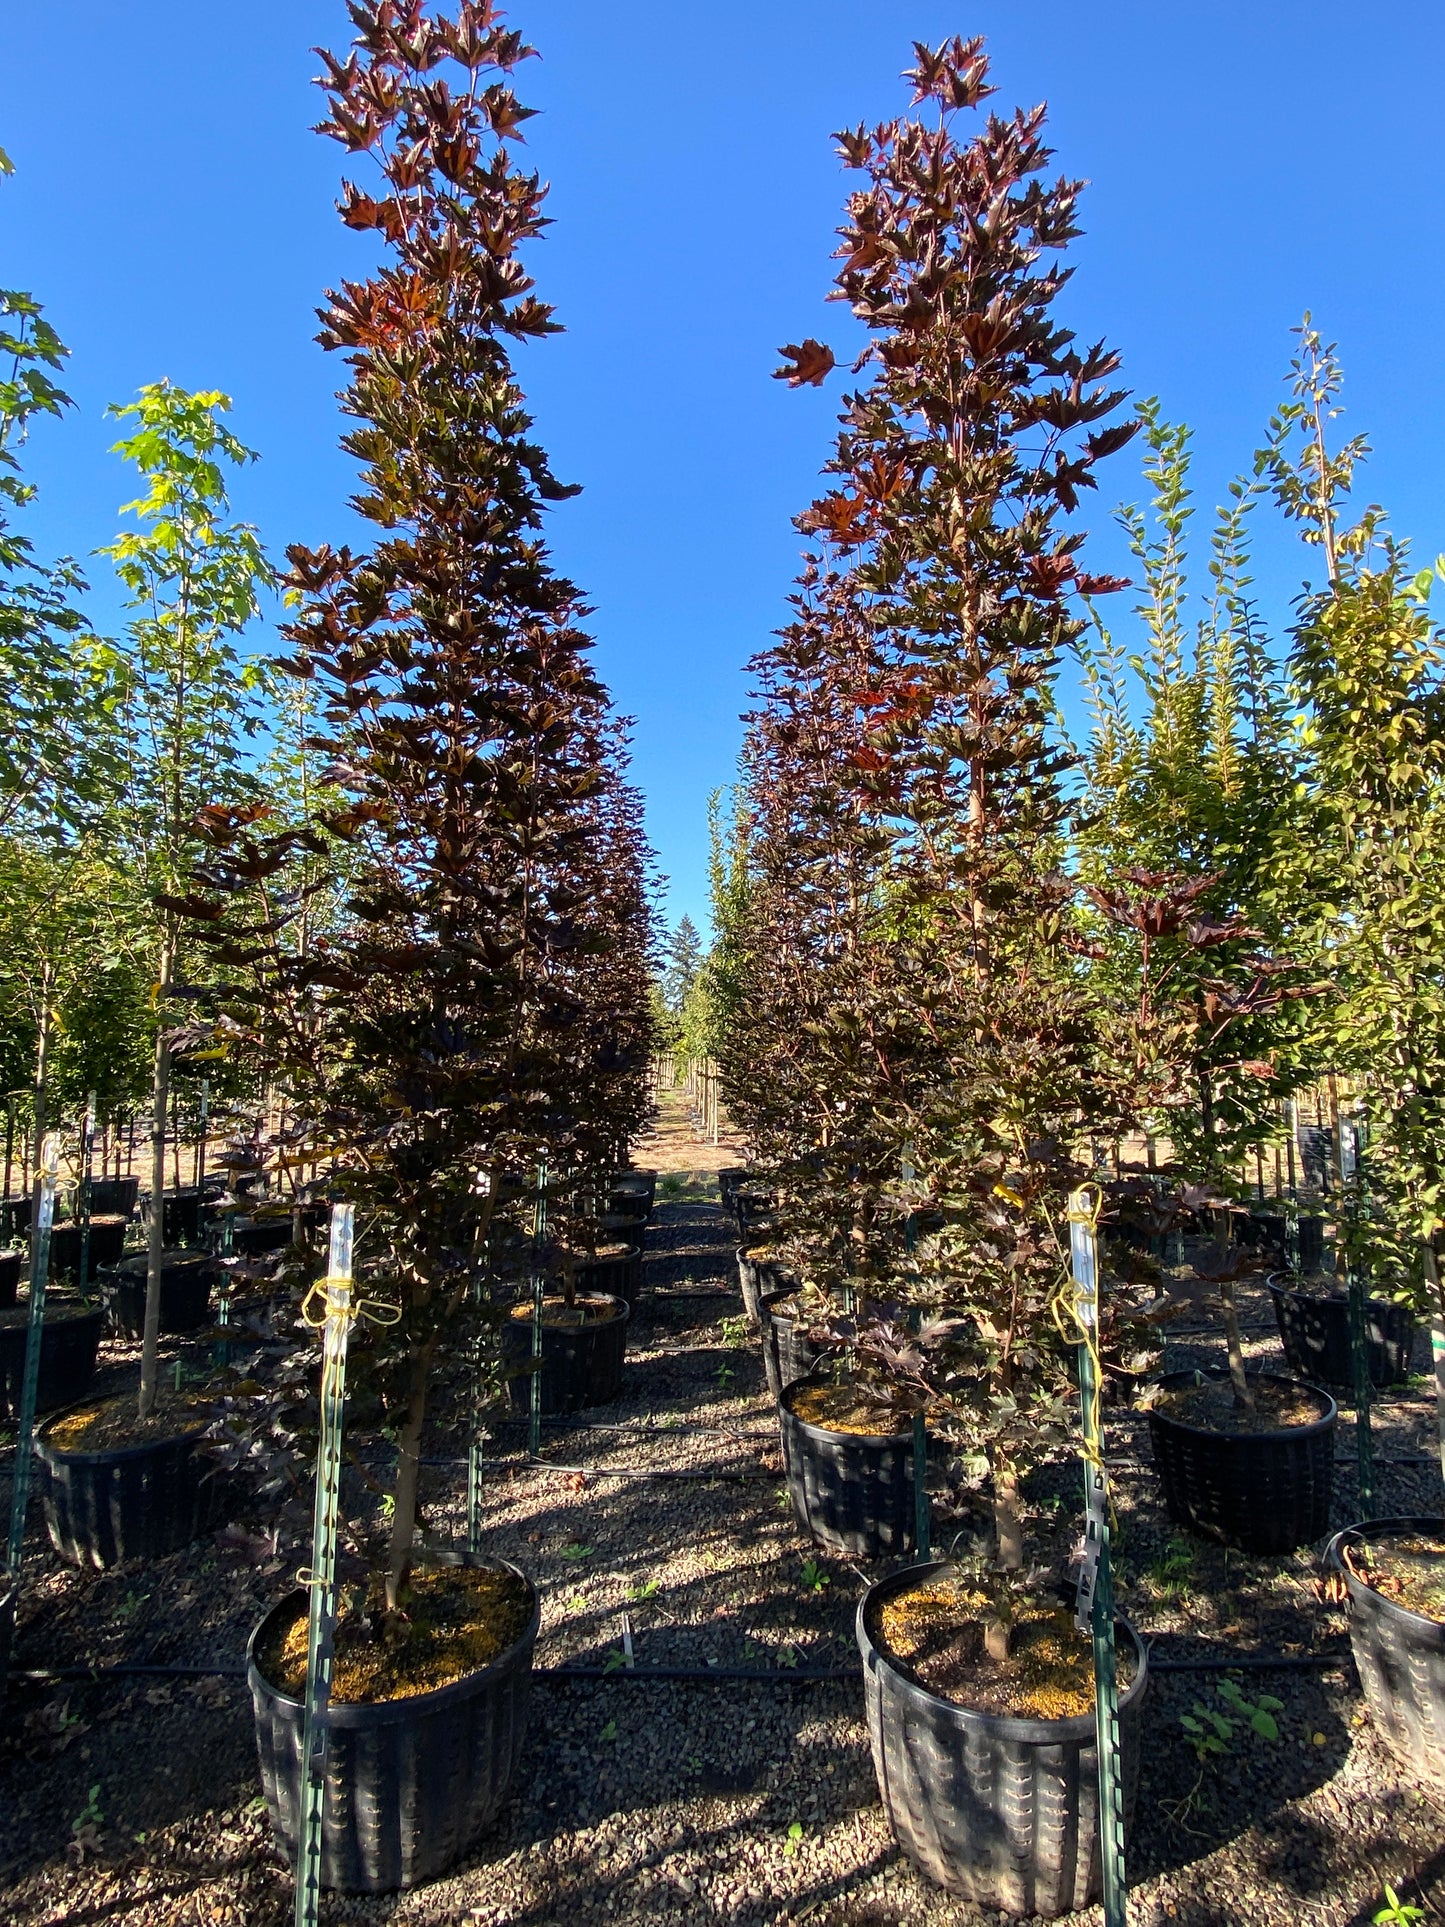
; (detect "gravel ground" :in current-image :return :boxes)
[4,1147,1445,1925]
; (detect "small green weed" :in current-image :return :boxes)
[782,1821,805,1858]
[1374,1883,1425,1925]
[559,1542,593,1563]
[598,1718,617,1743]
[626,1577,659,1602]
[1169,1676,1282,1831]
[720,1315,749,1349]
[800,1559,829,1593]
[714,1361,735,1389]
[1145,1535,1195,1606]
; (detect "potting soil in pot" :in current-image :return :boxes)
[789,1379,914,1435]
[510,1295,619,1330]
[1341,1533,1445,1619]
[875,1575,1136,1719]
[44,1390,205,1454]
[1152,1376,1324,1434]
[256,1563,533,1703]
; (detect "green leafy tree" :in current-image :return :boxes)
[103,381,274,1418]
[662,915,703,1016]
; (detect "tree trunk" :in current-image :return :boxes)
[1219,1272,1256,1417]
[138,943,174,1422]
[27,965,53,1275]
[993,1457,1023,1569]
[385,1337,438,1618]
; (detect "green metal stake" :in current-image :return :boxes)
[529,1158,548,1459]
[294,1203,356,1927]
[1339,1121,1375,1517]
[6,1138,59,1585]
[1068,1186,1128,1927]
[77,1093,96,1301]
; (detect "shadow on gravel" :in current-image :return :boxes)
[1129,1666,1350,1883]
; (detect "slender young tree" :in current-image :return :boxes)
[182,0,648,1624]
[766,36,1141,1571]
[104,382,273,1419]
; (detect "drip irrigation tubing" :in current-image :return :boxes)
[8,1642,1355,1689]
[421,1456,779,1483]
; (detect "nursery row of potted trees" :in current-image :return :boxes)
[709,33,1445,1916]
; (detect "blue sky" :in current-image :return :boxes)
[3,2,1443,937]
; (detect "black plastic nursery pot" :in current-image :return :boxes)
[248,1553,540,1894]
[47,1215,128,1281]
[609,1168,657,1215]
[34,1403,231,1568]
[572,1243,642,1311]
[737,1245,796,1326]
[88,1175,140,1219]
[230,1216,295,1257]
[503,1291,630,1415]
[857,1562,1148,1917]
[1146,1369,1336,1554]
[1267,1275,1415,1389]
[760,1288,824,1402]
[145,1189,205,1248]
[0,1301,105,1418]
[779,1374,918,1558]
[4,1194,33,1240]
[1296,1214,1327,1275]
[716,1166,746,1214]
[1325,1518,1445,1788]
[0,1248,20,1311]
[105,1251,216,1338]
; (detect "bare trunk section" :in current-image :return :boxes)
[28,964,53,1276]
[1219,1272,1255,1417]
[385,1336,439,1617]
[993,1458,1023,1569]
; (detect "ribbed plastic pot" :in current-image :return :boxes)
[610,1169,656,1214]
[88,1176,140,1219]
[503,1292,630,1415]
[716,1167,745,1215]
[144,1189,204,1247]
[1296,1215,1326,1275]
[1325,1518,1445,1787]
[605,1191,650,1230]
[248,1553,540,1893]
[737,1247,796,1326]
[760,1289,824,1402]
[35,1408,231,1568]
[857,1562,1148,1917]
[230,1217,294,1256]
[0,1249,20,1311]
[48,1216,128,1280]
[105,1252,216,1338]
[4,1194,33,1240]
[779,1375,916,1557]
[573,1244,642,1311]
[0,1303,104,1418]
[1238,1212,1288,1260]
[1267,1276,1415,1388]
[1146,1369,1336,1553]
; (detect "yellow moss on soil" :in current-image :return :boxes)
[1156,1377,1324,1434]
[878,1577,1133,1720]
[45,1393,203,1454]
[789,1380,914,1436]
[261,1565,532,1705]
[508,1294,619,1330]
